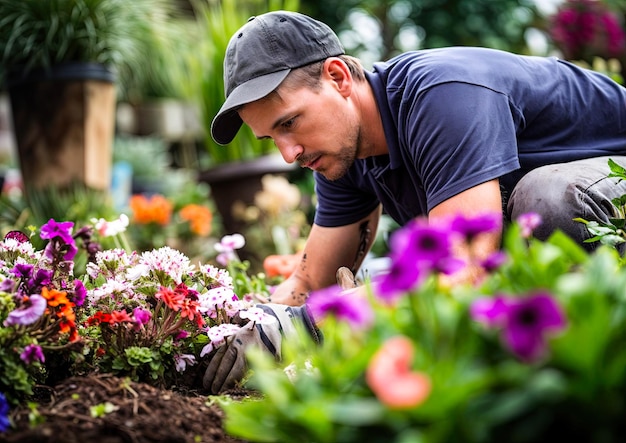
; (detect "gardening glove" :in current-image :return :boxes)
[203,303,321,394]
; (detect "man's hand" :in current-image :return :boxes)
[203,303,320,394]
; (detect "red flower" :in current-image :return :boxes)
[110,310,133,324]
[86,311,112,326]
[156,286,185,311]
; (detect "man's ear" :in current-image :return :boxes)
[323,57,352,97]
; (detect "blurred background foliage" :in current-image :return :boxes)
[300,0,542,63]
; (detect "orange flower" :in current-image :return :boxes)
[179,204,213,236]
[130,194,173,225]
[366,336,431,409]
[42,287,71,307]
[263,252,303,279]
[59,319,79,342]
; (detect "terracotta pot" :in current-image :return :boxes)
[7,62,116,193]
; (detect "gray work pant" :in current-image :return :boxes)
[507,156,626,252]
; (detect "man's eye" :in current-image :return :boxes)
[282,118,295,129]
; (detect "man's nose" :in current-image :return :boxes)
[274,137,303,164]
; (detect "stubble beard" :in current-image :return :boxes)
[318,127,361,181]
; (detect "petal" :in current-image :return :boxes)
[504,325,546,362]
[470,295,509,327]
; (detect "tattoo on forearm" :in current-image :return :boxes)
[351,221,371,275]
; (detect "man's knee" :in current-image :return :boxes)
[507,156,626,250]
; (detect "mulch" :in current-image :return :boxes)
[0,374,251,443]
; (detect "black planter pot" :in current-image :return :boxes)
[198,153,296,236]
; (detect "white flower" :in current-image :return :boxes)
[201,323,242,357]
[198,263,233,289]
[254,175,301,216]
[91,214,129,237]
[197,287,237,315]
[240,306,278,325]
[137,246,193,283]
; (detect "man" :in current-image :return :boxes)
[203,10,626,392]
[211,10,626,306]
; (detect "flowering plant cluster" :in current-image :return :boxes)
[549,0,626,63]
[0,217,274,414]
[0,222,87,404]
[127,193,215,260]
[222,210,626,442]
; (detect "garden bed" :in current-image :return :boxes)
[1,374,248,443]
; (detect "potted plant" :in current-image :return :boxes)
[0,0,178,195]
[190,0,300,236]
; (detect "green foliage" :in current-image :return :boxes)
[301,0,540,61]
[190,0,299,166]
[575,159,626,250]
[0,0,182,97]
[222,225,626,442]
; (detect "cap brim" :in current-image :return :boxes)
[210,69,291,145]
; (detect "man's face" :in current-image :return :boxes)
[238,80,360,181]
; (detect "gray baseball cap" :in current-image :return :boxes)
[210,11,345,145]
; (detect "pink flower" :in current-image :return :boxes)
[92,214,129,237]
[366,336,431,409]
[133,307,152,325]
[214,234,245,264]
[517,212,542,238]
[239,306,277,325]
[550,0,626,61]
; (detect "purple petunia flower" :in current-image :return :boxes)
[397,220,453,265]
[20,344,45,364]
[449,212,502,242]
[30,268,53,291]
[375,218,464,301]
[374,258,429,303]
[471,292,567,362]
[0,392,10,432]
[73,280,87,307]
[306,284,374,329]
[40,219,78,261]
[4,294,47,326]
[480,251,508,272]
[0,279,15,293]
[11,263,33,279]
[40,219,74,243]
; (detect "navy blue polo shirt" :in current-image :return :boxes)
[314,47,626,228]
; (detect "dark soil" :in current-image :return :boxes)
[1,374,250,443]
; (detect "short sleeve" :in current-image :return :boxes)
[404,82,521,211]
[313,172,380,227]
